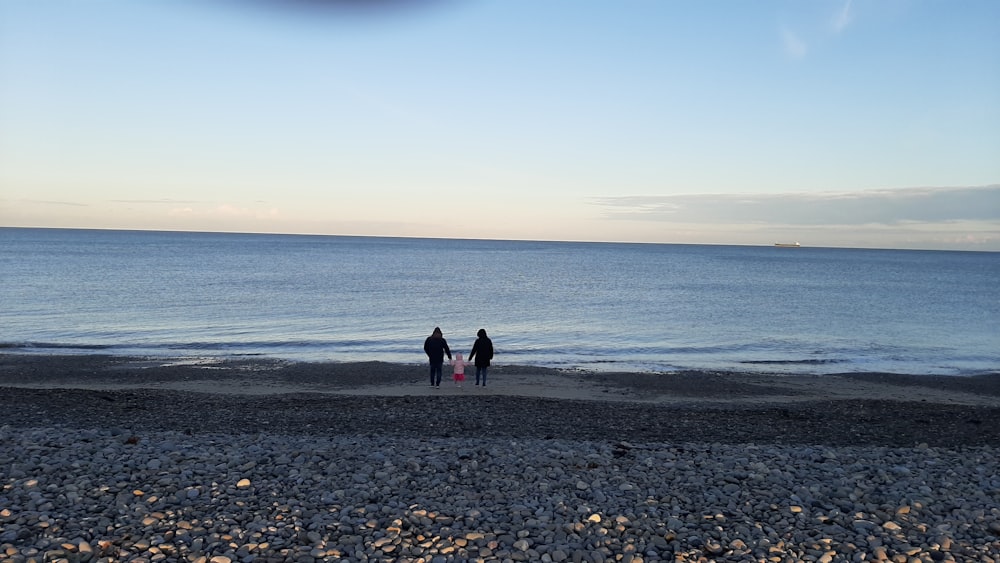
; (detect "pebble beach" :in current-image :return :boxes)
[1,355,999,562]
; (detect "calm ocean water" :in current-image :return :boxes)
[2,227,998,376]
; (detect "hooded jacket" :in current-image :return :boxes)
[423,328,452,364]
[469,329,494,368]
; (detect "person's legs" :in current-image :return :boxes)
[429,363,436,387]
[432,363,443,387]
[479,366,488,386]
[475,367,482,385]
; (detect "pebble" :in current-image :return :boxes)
[0,425,998,562]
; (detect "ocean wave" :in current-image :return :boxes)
[740,359,847,365]
[0,342,116,351]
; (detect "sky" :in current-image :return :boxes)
[1,0,998,250]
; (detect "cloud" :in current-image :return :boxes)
[832,0,854,34]
[166,203,280,220]
[113,199,203,205]
[781,26,808,60]
[13,199,89,207]
[781,0,855,60]
[592,185,1000,226]
[217,204,280,218]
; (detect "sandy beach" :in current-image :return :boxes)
[1,354,998,446]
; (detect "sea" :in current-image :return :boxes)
[2,227,998,376]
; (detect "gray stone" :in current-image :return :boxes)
[1,427,997,563]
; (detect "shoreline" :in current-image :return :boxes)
[1,354,999,447]
[2,353,999,403]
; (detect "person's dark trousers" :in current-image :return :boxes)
[476,366,488,386]
[429,363,443,387]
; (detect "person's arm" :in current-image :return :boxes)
[469,341,478,361]
[444,340,452,359]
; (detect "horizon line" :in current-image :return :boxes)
[3,225,996,253]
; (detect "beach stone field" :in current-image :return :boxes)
[1,356,999,562]
[2,428,999,563]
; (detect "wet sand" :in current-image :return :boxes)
[1,354,998,446]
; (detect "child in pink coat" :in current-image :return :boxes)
[451,352,469,387]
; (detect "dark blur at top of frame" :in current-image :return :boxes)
[233,0,456,18]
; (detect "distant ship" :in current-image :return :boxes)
[774,242,801,248]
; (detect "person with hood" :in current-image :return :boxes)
[423,327,451,388]
[468,328,494,387]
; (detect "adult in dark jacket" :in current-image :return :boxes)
[468,328,494,387]
[423,327,451,388]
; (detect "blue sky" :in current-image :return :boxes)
[1,0,998,250]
